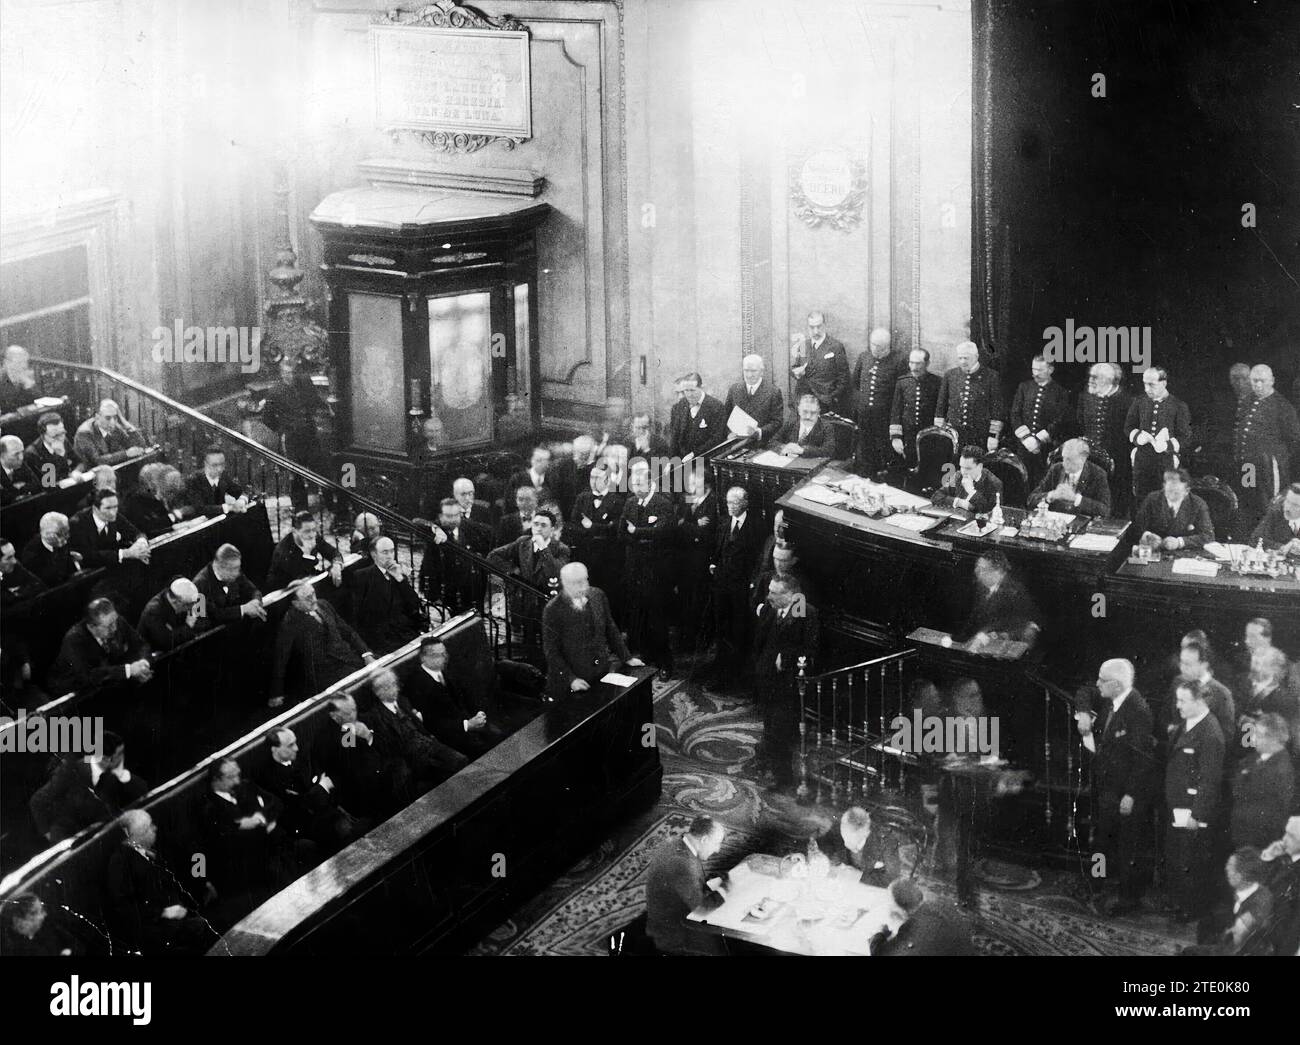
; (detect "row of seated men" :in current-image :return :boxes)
[2,635,519,955]
[769,315,1298,528]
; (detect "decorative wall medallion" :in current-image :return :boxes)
[790,149,867,231]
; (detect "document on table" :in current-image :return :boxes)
[600,672,639,687]
[1069,533,1119,552]
[792,483,848,507]
[1203,542,1245,562]
[871,485,931,511]
[727,406,759,437]
[749,450,792,467]
[882,513,941,533]
[1171,558,1220,577]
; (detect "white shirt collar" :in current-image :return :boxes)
[420,665,444,684]
[731,511,747,530]
[213,789,237,805]
[746,379,761,395]
[1233,882,1260,912]
[1112,688,1131,712]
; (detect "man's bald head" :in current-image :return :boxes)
[560,561,590,600]
[1250,364,1275,397]
[1099,658,1135,690]
[167,578,199,610]
[868,328,892,358]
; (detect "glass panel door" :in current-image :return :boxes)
[428,290,493,448]
[348,291,407,453]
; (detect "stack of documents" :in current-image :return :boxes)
[1171,558,1220,578]
[749,450,791,468]
[792,484,848,507]
[1069,533,1120,552]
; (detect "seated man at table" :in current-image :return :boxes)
[72,398,148,467]
[1026,437,1112,516]
[405,636,504,758]
[645,816,728,956]
[769,394,835,458]
[192,542,266,630]
[958,550,1040,652]
[48,596,153,696]
[184,445,248,517]
[24,411,82,484]
[869,878,975,956]
[20,511,81,588]
[1133,467,1214,553]
[819,806,903,888]
[0,434,39,505]
[68,488,151,599]
[1252,482,1300,557]
[268,578,374,708]
[930,446,1003,515]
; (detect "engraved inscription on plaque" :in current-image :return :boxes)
[371,25,531,140]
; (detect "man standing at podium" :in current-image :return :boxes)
[542,562,642,701]
[723,354,784,445]
[669,372,726,463]
[752,575,819,792]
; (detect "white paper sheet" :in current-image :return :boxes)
[727,405,759,437]
[882,513,940,533]
[792,484,848,507]
[750,450,792,468]
[599,672,638,687]
[1069,533,1119,552]
[1171,558,1220,577]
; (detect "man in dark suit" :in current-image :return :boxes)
[1127,366,1193,503]
[1252,482,1300,556]
[1261,816,1300,956]
[365,667,468,789]
[1230,714,1295,850]
[494,485,540,548]
[48,596,153,696]
[706,485,762,684]
[420,498,490,613]
[1009,355,1071,484]
[1027,437,1112,516]
[930,445,1004,515]
[20,511,81,588]
[567,462,625,600]
[107,810,218,955]
[192,543,265,629]
[1074,658,1157,913]
[200,758,302,906]
[488,508,570,593]
[24,412,81,485]
[256,726,367,853]
[268,579,374,708]
[1,537,44,605]
[506,446,557,509]
[819,806,904,889]
[1077,362,1134,513]
[890,349,942,469]
[958,551,1040,650]
[72,399,148,468]
[1186,848,1276,955]
[183,446,247,517]
[0,345,39,414]
[669,372,727,462]
[542,562,642,701]
[266,511,346,605]
[346,536,424,654]
[68,487,150,606]
[620,470,676,679]
[791,311,850,446]
[1164,639,1236,744]
[136,577,201,653]
[770,394,836,458]
[851,328,908,476]
[752,575,819,790]
[935,341,1005,454]
[1165,679,1227,920]
[550,435,597,520]
[644,816,728,955]
[723,354,785,445]
[319,694,409,819]
[29,732,149,843]
[405,636,503,756]
[1133,466,1215,553]
[870,878,975,956]
[625,411,672,495]
[0,434,40,505]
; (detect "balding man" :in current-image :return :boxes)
[73,399,147,467]
[192,543,265,627]
[137,577,201,652]
[346,536,424,653]
[1075,659,1157,914]
[106,809,217,955]
[723,354,784,444]
[0,345,39,413]
[20,511,80,587]
[451,476,491,528]
[645,816,729,955]
[1234,364,1300,529]
[365,667,468,790]
[255,726,366,853]
[890,348,942,468]
[269,579,374,708]
[48,596,152,696]
[935,341,1004,453]
[1027,437,1112,516]
[1230,714,1295,850]
[0,434,38,505]
[1075,362,1133,513]
[851,328,908,476]
[542,562,642,701]
[1010,355,1071,484]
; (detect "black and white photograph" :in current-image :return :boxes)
[0,0,1296,1012]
